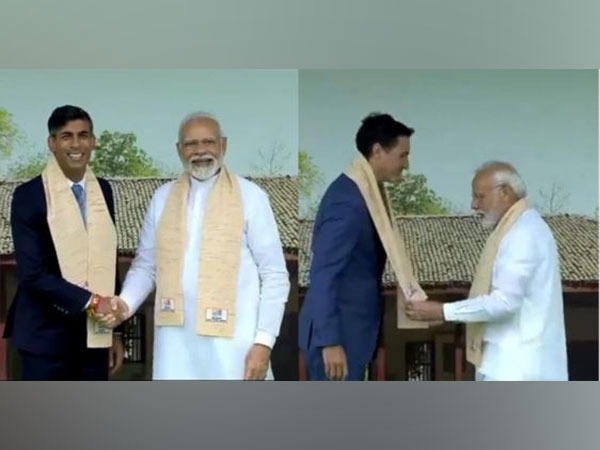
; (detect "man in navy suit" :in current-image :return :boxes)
[299,113,414,381]
[3,105,125,380]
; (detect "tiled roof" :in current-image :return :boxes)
[0,176,297,257]
[299,215,598,289]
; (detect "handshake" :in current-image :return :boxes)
[88,295,130,329]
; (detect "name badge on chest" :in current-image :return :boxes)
[205,308,228,323]
[160,297,176,312]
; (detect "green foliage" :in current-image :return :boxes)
[298,150,324,218]
[4,130,170,180]
[90,131,163,177]
[386,172,451,215]
[6,151,47,179]
[0,108,25,159]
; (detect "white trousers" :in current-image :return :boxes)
[475,371,495,381]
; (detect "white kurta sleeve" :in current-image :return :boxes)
[443,225,540,323]
[119,192,159,315]
[246,189,290,349]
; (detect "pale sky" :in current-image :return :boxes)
[299,70,599,216]
[1,70,598,216]
[0,69,298,177]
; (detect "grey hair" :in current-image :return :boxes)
[177,111,225,143]
[475,160,527,199]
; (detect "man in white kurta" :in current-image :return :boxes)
[405,161,568,381]
[109,112,290,380]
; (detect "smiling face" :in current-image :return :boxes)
[355,113,414,184]
[47,119,96,182]
[177,118,227,180]
[369,136,411,183]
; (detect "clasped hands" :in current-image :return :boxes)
[403,298,445,322]
[90,296,130,328]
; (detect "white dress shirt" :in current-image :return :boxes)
[119,173,290,379]
[443,209,569,381]
[67,177,92,311]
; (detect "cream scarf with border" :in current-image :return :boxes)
[345,154,431,329]
[465,198,529,367]
[41,155,117,348]
[154,166,244,337]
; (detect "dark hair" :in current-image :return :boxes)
[47,105,93,135]
[355,112,414,158]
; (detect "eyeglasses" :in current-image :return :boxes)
[180,138,219,151]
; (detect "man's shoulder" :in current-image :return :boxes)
[502,208,555,253]
[330,173,359,191]
[321,174,364,209]
[236,175,270,201]
[12,176,43,201]
[142,179,176,198]
[137,180,176,213]
[510,209,551,238]
[10,177,46,223]
[95,177,113,194]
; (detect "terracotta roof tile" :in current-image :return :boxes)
[0,176,298,256]
[299,215,598,288]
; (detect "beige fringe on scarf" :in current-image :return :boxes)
[41,155,117,348]
[465,198,528,367]
[345,154,431,329]
[154,166,244,338]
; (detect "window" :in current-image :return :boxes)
[406,341,434,381]
[442,342,454,373]
[122,313,145,364]
[567,341,599,381]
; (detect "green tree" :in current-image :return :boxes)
[299,149,324,218]
[386,172,451,215]
[0,108,25,159]
[7,150,47,179]
[91,131,163,177]
[4,130,169,180]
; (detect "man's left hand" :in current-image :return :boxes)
[109,334,125,377]
[405,300,445,322]
[96,297,130,328]
[243,344,271,380]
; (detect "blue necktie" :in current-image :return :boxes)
[71,183,86,224]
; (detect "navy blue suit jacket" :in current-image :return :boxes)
[299,174,387,366]
[3,175,121,356]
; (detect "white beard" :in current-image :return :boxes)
[478,211,500,230]
[183,154,222,180]
[189,161,219,180]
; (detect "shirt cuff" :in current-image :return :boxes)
[254,330,276,349]
[119,291,137,317]
[443,302,459,322]
[82,295,93,311]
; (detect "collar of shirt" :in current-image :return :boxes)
[68,177,86,190]
[190,171,218,190]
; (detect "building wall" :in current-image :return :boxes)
[381,290,599,381]
[114,258,300,380]
[3,267,20,379]
[3,261,596,381]
[382,291,470,381]
[563,292,598,341]
[1,258,300,381]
